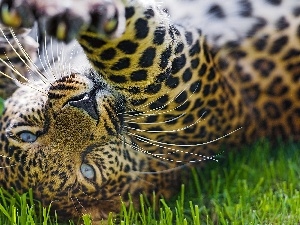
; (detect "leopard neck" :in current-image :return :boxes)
[77,1,244,157]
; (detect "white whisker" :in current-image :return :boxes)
[0,55,29,82]
[122,79,193,117]
[50,37,58,80]
[75,196,87,213]
[77,188,99,201]
[44,33,55,79]
[123,86,189,119]
[125,111,206,133]
[127,112,186,125]
[0,164,16,169]
[0,27,49,95]
[127,127,243,147]
[118,134,218,164]
[123,82,200,126]
[0,66,47,95]
[128,135,218,162]
[69,195,81,216]
[35,32,52,79]
[1,28,47,84]
[9,28,48,84]
[0,155,16,169]
[0,60,47,94]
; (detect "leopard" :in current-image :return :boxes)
[0,0,300,222]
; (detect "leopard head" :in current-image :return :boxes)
[0,70,181,221]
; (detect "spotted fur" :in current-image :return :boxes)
[0,0,300,222]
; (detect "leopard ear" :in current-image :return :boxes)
[0,27,39,99]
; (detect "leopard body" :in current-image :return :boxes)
[0,0,299,221]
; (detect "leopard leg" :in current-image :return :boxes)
[6,1,206,107]
[0,0,125,42]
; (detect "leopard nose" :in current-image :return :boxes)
[68,93,99,121]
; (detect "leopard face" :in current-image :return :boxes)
[0,71,181,220]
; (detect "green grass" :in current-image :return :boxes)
[0,141,299,224]
[0,97,300,224]
[0,97,3,115]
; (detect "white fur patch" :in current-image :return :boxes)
[162,0,300,47]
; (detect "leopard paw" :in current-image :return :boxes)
[0,0,125,43]
[0,0,35,28]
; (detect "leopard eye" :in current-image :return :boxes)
[19,131,37,143]
[80,163,95,180]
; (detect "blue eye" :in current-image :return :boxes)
[80,164,95,180]
[19,132,37,143]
